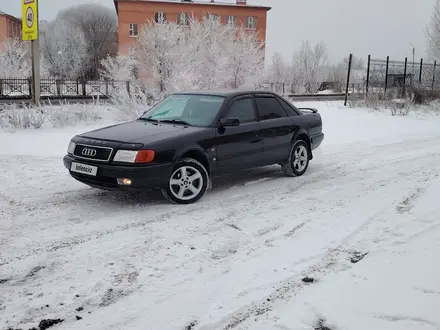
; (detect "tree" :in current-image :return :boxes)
[292,40,328,93]
[116,16,266,95]
[426,0,440,60]
[100,52,138,81]
[57,4,118,78]
[41,19,87,79]
[0,38,31,78]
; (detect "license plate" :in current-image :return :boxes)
[70,162,98,176]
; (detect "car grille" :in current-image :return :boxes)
[73,144,113,162]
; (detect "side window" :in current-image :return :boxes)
[227,98,257,124]
[277,97,300,116]
[255,96,287,121]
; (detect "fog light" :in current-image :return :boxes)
[117,178,132,186]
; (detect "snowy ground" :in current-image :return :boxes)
[1,101,440,330]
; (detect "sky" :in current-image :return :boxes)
[1,0,436,64]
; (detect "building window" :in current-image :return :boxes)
[155,12,167,24]
[177,12,189,26]
[129,23,139,37]
[226,15,236,28]
[8,20,13,37]
[207,13,219,22]
[245,16,257,30]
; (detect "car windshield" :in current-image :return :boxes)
[140,94,226,127]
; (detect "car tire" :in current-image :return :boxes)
[162,158,209,204]
[281,140,310,177]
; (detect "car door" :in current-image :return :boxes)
[254,94,297,164]
[213,95,264,173]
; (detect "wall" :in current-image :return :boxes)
[116,1,268,54]
[0,15,22,48]
[0,16,7,49]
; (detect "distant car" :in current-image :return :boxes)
[63,89,324,204]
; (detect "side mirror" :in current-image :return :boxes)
[220,117,240,127]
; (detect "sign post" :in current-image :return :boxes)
[22,0,40,105]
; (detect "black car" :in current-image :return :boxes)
[63,89,324,204]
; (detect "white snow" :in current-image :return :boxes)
[1,101,440,330]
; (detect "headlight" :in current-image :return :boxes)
[67,141,76,154]
[113,150,155,163]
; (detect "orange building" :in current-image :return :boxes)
[0,10,22,48]
[114,0,271,54]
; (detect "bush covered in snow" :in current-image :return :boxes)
[0,101,104,130]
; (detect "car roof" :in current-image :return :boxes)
[172,89,278,98]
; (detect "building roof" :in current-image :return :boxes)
[0,9,21,21]
[114,0,271,11]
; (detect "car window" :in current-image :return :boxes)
[255,96,287,121]
[226,97,257,124]
[141,94,226,127]
[277,97,300,116]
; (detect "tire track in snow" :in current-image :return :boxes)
[198,210,389,330]
[2,137,439,265]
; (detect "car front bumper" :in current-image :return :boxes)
[63,155,173,190]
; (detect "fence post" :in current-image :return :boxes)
[344,53,353,106]
[82,80,86,96]
[419,58,423,84]
[402,57,408,98]
[126,81,131,95]
[28,78,32,98]
[56,79,61,96]
[282,83,285,95]
[0,79,2,97]
[384,56,389,94]
[366,54,371,96]
[432,60,437,90]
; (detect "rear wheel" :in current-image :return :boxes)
[282,140,310,177]
[162,158,209,204]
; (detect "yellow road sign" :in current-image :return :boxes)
[22,0,39,40]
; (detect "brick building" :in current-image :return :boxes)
[0,10,22,48]
[114,0,271,54]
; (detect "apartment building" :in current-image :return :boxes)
[114,0,271,53]
[0,10,22,47]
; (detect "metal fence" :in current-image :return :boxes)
[0,79,131,100]
[367,56,439,95]
[3,55,439,103]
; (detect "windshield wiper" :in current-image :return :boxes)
[138,117,159,122]
[159,119,191,126]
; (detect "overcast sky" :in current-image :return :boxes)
[1,0,436,63]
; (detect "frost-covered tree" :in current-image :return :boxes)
[41,19,87,79]
[121,16,265,94]
[426,0,440,60]
[267,41,329,93]
[100,51,138,81]
[57,4,118,78]
[293,40,328,93]
[0,38,31,78]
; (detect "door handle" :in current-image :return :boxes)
[251,138,263,143]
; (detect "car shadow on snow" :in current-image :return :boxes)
[68,165,319,207]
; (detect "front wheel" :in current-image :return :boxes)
[281,140,310,177]
[162,158,209,204]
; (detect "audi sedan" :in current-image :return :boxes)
[63,89,324,204]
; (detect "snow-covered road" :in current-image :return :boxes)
[1,102,440,330]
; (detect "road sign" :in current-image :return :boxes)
[22,0,39,41]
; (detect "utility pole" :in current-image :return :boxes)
[412,47,415,73]
[22,0,40,105]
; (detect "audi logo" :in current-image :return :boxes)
[81,148,97,157]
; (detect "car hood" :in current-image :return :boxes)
[78,120,203,144]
